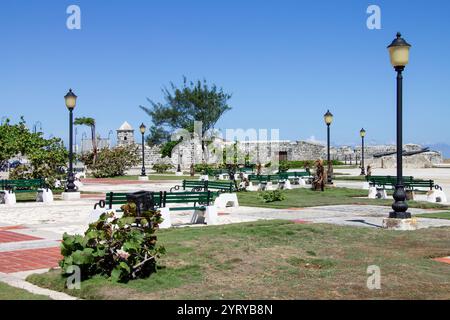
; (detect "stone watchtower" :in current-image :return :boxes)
[117,121,135,146]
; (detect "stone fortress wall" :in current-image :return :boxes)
[115,122,443,170]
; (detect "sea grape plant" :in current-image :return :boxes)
[60,203,166,283]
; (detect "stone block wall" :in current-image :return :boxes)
[131,139,443,171]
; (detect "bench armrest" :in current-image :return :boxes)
[94,200,106,210]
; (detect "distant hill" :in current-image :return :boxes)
[426,143,450,159]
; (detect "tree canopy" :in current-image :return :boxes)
[0,118,68,184]
[140,77,232,148]
[74,117,98,162]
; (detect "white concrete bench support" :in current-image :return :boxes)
[191,206,218,225]
[278,180,292,190]
[214,193,239,209]
[427,189,447,203]
[36,189,54,203]
[368,187,388,199]
[0,191,16,205]
[159,207,172,229]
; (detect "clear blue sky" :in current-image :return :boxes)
[1,0,449,148]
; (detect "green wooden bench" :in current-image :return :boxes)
[170,180,236,193]
[204,168,229,178]
[404,179,442,191]
[161,191,218,211]
[247,175,281,190]
[366,175,413,189]
[249,172,310,182]
[279,171,311,181]
[366,175,441,192]
[94,191,163,210]
[94,190,219,212]
[0,179,48,193]
[248,175,273,183]
[238,167,254,174]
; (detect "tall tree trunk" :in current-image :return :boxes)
[91,125,97,164]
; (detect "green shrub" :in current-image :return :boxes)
[193,163,229,174]
[152,163,173,173]
[279,160,343,171]
[60,203,166,283]
[257,190,286,203]
[81,146,139,178]
[1,118,68,187]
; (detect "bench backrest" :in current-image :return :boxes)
[0,179,45,190]
[102,191,163,210]
[367,176,415,185]
[99,191,218,210]
[279,171,310,179]
[248,175,268,181]
[183,180,206,189]
[182,180,234,192]
[404,179,434,190]
[206,181,234,192]
[367,175,414,181]
[162,191,217,207]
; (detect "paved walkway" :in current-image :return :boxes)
[434,256,450,265]
[1,177,450,293]
[0,224,62,275]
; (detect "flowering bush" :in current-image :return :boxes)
[81,146,139,178]
[59,203,166,283]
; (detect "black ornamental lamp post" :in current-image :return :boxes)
[360,128,366,176]
[139,123,147,177]
[324,110,333,184]
[64,89,77,192]
[177,146,182,173]
[388,32,411,219]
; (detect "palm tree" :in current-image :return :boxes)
[74,117,97,163]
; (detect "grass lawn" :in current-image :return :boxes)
[27,220,450,299]
[237,187,449,210]
[415,212,450,220]
[0,282,50,300]
[333,175,367,181]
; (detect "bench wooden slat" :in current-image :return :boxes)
[1,178,47,193]
[97,191,219,211]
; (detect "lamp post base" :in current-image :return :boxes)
[391,184,410,219]
[389,211,411,219]
[61,192,81,201]
[382,218,417,230]
[138,176,149,181]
